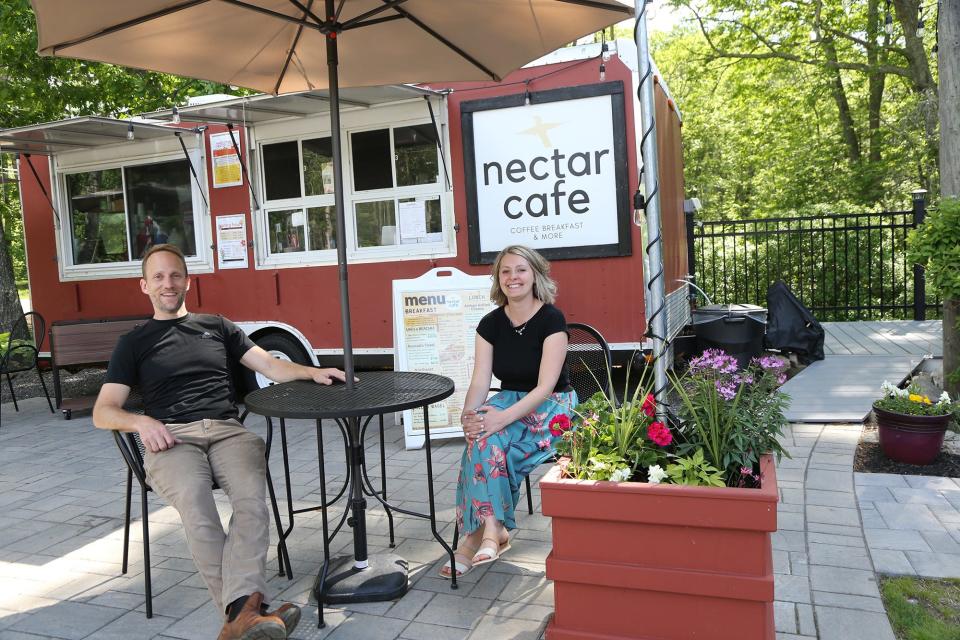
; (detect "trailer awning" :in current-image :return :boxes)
[0,116,183,156]
[143,85,444,126]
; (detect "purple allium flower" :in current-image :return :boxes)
[690,349,739,375]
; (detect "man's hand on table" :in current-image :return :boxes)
[137,418,182,453]
[309,367,355,385]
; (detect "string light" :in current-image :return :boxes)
[126,123,135,141]
[884,0,894,34]
[171,106,181,124]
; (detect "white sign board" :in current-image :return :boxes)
[461,82,631,264]
[393,268,497,450]
[215,214,248,269]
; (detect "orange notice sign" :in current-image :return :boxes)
[209,131,243,188]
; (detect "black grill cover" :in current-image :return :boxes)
[765,281,825,364]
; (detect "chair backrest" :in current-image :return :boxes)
[1,311,45,373]
[565,322,613,403]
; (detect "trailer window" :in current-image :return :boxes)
[351,126,438,192]
[66,169,127,265]
[64,160,197,266]
[354,195,442,247]
[262,136,335,201]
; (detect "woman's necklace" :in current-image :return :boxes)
[507,303,540,336]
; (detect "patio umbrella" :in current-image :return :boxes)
[31,0,633,385]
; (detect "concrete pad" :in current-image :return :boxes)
[813,606,895,640]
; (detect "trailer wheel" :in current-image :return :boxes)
[245,333,312,391]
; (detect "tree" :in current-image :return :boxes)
[0,0,243,331]
[666,0,939,205]
[938,0,959,396]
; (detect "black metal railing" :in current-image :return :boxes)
[688,192,942,321]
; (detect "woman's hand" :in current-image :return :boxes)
[461,405,505,444]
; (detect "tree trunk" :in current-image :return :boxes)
[940,0,959,397]
[0,213,24,336]
[821,36,861,163]
[0,154,24,336]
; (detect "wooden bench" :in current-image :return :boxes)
[50,316,149,419]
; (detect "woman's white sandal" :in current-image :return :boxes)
[471,536,511,566]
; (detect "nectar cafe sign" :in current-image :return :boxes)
[461,82,631,264]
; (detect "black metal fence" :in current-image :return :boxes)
[688,192,942,321]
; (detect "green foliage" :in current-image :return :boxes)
[652,0,939,217]
[556,364,670,482]
[880,576,960,640]
[670,351,790,484]
[908,198,960,300]
[665,449,726,487]
[875,381,957,417]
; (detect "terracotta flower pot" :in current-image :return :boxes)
[874,405,951,465]
[540,454,778,640]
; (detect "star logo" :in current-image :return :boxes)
[519,115,562,148]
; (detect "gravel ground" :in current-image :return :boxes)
[1,366,106,412]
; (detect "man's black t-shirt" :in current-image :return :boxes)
[476,304,571,393]
[106,313,255,423]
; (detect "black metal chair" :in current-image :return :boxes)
[113,403,291,618]
[522,322,613,514]
[1,310,53,413]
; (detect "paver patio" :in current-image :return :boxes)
[2,396,959,639]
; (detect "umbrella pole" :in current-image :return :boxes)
[313,2,409,620]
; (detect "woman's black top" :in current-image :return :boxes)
[476,303,572,393]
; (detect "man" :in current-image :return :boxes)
[94,244,347,639]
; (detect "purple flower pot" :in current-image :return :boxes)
[874,406,951,465]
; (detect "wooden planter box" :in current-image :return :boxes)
[540,454,778,640]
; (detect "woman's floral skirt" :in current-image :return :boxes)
[455,389,578,535]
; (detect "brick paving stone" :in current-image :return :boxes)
[904,476,960,491]
[773,550,790,574]
[811,592,888,612]
[774,601,797,634]
[789,552,809,577]
[413,593,493,629]
[807,543,871,570]
[398,621,469,640]
[8,601,126,640]
[904,551,960,578]
[865,529,932,552]
[931,506,960,524]
[779,512,806,532]
[875,503,946,531]
[869,550,915,575]
[809,566,880,598]
[890,488,954,508]
[919,531,960,554]
[807,532,866,549]
[805,489,857,509]
[805,470,853,492]
[806,505,861,527]
[773,530,807,552]
[814,606,895,640]
[807,522,863,537]
[774,575,812,603]
[796,604,816,637]
[466,614,547,640]
[853,473,908,488]
[856,486,896,503]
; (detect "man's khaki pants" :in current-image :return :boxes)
[143,418,269,615]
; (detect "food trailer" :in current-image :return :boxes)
[6,39,690,384]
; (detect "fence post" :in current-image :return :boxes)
[685,207,697,298]
[912,189,928,321]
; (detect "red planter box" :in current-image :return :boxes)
[540,455,778,640]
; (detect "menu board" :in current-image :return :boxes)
[393,268,496,449]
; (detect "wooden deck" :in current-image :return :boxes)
[823,320,942,356]
[782,320,942,423]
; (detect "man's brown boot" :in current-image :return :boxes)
[216,592,285,640]
[265,602,301,636]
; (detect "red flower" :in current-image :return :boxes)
[548,414,572,437]
[642,393,656,417]
[647,421,672,446]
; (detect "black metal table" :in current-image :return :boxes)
[244,371,456,627]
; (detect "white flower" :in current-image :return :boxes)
[938,391,952,405]
[647,465,667,484]
[881,380,897,396]
[610,467,631,482]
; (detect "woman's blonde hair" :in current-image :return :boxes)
[489,245,557,306]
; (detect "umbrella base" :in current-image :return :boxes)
[315,554,409,604]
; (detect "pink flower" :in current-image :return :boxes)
[740,466,752,475]
[642,393,656,417]
[647,421,672,447]
[549,414,572,437]
[537,438,552,450]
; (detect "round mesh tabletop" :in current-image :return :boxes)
[244,371,454,419]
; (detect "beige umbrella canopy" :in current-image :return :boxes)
[31,0,633,381]
[32,0,632,94]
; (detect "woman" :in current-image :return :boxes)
[441,245,577,578]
